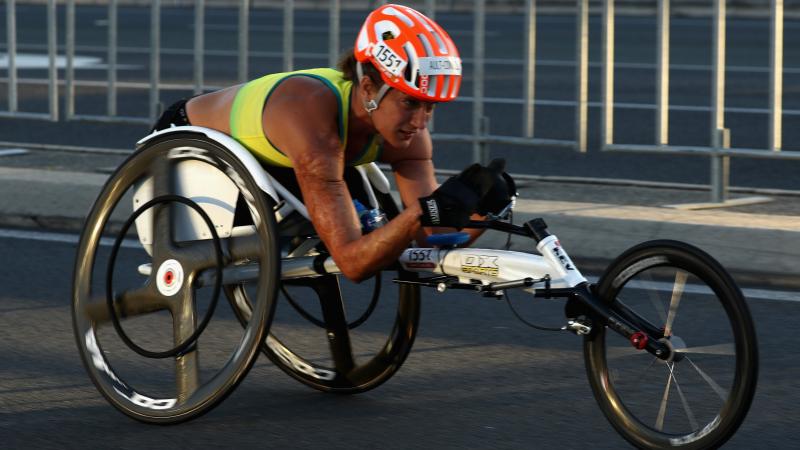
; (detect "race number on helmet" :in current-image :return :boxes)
[354,4,462,102]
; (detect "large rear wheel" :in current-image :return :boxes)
[227,189,421,393]
[72,132,280,423]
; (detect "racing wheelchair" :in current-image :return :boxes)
[72,127,758,449]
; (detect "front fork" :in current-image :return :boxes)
[527,219,671,361]
[541,283,671,361]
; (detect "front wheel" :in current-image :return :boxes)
[584,240,758,449]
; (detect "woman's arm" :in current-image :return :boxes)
[293,150,424,282]
[389,130,485,247]
[264,77,425,282]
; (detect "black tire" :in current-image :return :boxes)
[72,132,280,423]
[584,240,758,449]
[227,190,422,393]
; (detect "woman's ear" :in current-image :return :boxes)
[359,75,375,100]
[359,76,380,113]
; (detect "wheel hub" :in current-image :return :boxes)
[658,335,686,363]
[156,259,184,296]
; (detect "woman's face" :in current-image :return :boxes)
[370,88,435,148]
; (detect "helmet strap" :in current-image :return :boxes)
[357,62,391,115]
[364,84,390,114]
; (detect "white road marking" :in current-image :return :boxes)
[0,149,29,157]
[0,227,140,249]
[587,276,800,303]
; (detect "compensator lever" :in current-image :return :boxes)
[564,319,592,335]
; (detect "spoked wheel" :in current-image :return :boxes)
[72,132,280,423]
[584,240,758,449]
[227,190,421,393]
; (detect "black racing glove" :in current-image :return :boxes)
[476,159,517,216]
[418,161,499,228]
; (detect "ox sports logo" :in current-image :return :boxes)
[461,254,499,277]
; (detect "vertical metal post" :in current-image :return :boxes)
[284,0,294,72]
[710,0,728,201]
[66,0,76,119]
[601,0,614,146]
[329,0,341,68]
[711,0,725,142]
[472,0,487,164]
[769,0,783,151]
[194,0,205,95]
[238,0,249,83]
[150,0,161,120]
[425,0,436,19]
[6,0,17,112]
[108,0,118,116]
[575,0,588,152]
[523,0,537,138]
[711,128,730,203]
[656,0,670,145]
[47,0,59,121]
[425,0,436,132]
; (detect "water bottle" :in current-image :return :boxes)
[353,199,388,233]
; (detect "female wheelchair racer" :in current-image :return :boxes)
[71,4,757,449]
[72,124,758,449]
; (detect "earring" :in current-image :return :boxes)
[364,99,378,114]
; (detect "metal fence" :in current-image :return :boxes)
[1,0,586,154]
[0,0,797,199]
[599,0,796,202]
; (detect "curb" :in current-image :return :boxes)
[0,214,88,232]
[1,166,797,291]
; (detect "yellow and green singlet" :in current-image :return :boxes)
[229,68,382,168]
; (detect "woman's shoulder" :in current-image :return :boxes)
[185,84,244,134]
[266,74,340,119]
[262,73,344,158]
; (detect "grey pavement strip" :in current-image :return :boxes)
[514,198,800,233]
[0,166,109,186]
[2,166,799,232]
[2,166,799,283]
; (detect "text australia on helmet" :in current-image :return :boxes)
[354,4,463,110]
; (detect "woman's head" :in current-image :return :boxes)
[354,4,462,102]
[341,50,434,148]
[341,4,462,147]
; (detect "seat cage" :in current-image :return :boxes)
[132,125,391,248]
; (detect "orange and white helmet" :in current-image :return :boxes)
[354,4,462,108]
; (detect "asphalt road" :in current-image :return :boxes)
[1,229,799,449]
[2,6,800,189]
